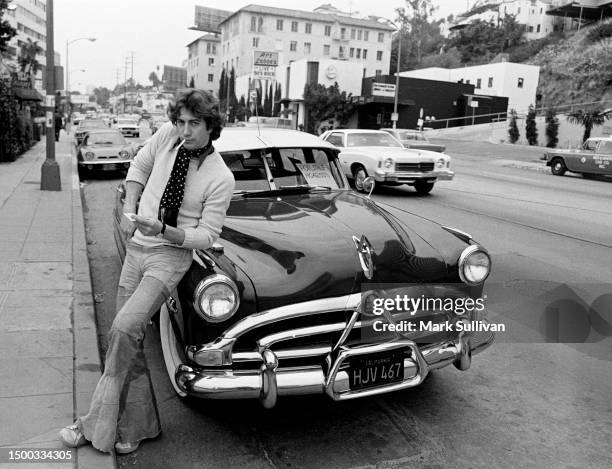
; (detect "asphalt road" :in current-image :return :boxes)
[80,139,612,469]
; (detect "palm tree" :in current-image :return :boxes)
[566,109,609,143]
[17,38,42,86]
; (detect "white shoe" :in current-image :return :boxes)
[115,440,140,454]
[58,423,89,448]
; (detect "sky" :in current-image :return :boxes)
[53,0,468,93]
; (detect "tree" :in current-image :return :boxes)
[273,83,282,116]
[419,47,462,69]
[525,105,538,146]
[188,76,195,88]
[545,109,559,148]
[390,0,444,72]
[566,109,609,143]
[0,0,16,54]
[218,69,227,103]
[92,87,111,107]
[17,39,43,84]
[302,82,355,134]
[508,108,519,143]
[148,71,161,88]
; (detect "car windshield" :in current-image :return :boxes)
[397,130,427,141]
[222,147,346,193]
[86,132,125,145]
[347,132,403,148]
[79,120,106,129]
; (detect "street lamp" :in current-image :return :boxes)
[65,37,95,120]
[388,20,403,130]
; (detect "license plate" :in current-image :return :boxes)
[102,165,116,171]
[348,352,404,390]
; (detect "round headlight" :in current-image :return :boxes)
[119,150,129,158]
[193,274,239,323]
[436,158,446,168]
[84,151,95,160]
[458,246,491,285]
[383,158,394,169]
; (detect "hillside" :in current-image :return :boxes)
[526,19,612,110]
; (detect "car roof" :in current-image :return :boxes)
[380,128,422,133]
[85,129,122,134]
[326,129,386,134]
[587,137,612,141]
[215,128,338,152]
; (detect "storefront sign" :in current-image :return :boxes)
[372,82,396,98]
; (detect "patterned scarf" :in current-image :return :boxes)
[158,141,214,227]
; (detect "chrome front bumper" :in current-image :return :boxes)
[175,331,493,408]
[374,170,454,183]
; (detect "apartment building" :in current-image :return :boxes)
[3,0,48,91]
[217,4,394,101]
[185,34,221,95]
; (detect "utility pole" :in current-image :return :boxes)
[129,51,134,112]
[41,0,61,191]
[123,56,128,114]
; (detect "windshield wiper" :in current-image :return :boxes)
[277,185,333,192]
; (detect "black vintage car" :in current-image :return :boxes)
[113,128,493,408]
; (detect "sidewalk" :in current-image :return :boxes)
[0,133,115,469]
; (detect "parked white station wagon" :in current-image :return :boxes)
[320,129,454,195]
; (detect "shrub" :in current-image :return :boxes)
[525,105,538,146]
[586,21,612,42]
[508,108,520,143]
[0,80,20,162]
[545,109,559,148]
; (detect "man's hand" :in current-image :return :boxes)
[120,212,137,240]
[133,215,163,237]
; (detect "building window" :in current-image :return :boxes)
[304,42,311,54]
[208,74,214,82]
[358,29,362,40]
[378,32,384,42]
[253,37,259,47]
[356,48,361,59]
[208,58,214,66]
[206,43,211,54]
[528,25,534,32]
[351,28,356,39]
[323,44,330,55]
[258,17,263,32]
[537,24,541,32]
[290,41,297,52]
[324,25,331,36]
[488,77,494,87]
[250,16,257,32]
[476,78,481,88]
[350,47,354,58]
[341,27,347,40]
[376,50,383,61]
[518,7,521,14]
[291,21,298,32]
[375,69,382,76]
[517,77,524,88]
[305,23,312,34]
[466,79,470,84]
[212,44,216,54]
[364,31,369,41]
[363,49,367,59]
[339,46,345,59]
[276,19,283,31]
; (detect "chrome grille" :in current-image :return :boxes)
[395,162,435,172]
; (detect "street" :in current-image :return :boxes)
[80,139,612,469]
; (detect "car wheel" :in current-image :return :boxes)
[550,158,567,176]
[159,303,188,398]
[352,165,368,193]
[414,180,434,195]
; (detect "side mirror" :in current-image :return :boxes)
[363,177,375,198]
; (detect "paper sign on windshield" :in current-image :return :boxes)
[296,163,339,188]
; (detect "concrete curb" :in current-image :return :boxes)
[69,148,117,468]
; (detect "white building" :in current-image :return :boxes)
[400,61,540,113]
[3,0,48,92]
[217,3,394,102]
[185,34,221,95]
[449,0,576,39]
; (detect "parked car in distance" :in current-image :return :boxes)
[380,128,446,153]
[544,137,612,178]
[74,119,108,146]
[320,129,454,195]
[246,116,294,129]
[77,129,134,176]
[116,118,140,138]
[112,126,493,408]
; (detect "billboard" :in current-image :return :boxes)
[372,82,396,98]
[193,6,232,34]
[252,51,279,81]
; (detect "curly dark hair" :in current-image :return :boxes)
[167,89,224,141]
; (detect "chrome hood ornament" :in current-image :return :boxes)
[352,235,374,280]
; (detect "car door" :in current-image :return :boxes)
[591,140,612,175]
[564,139,597,173]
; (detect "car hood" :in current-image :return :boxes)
[218,190,457,310]
[83,144,129,155]
[345,146,439,161]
